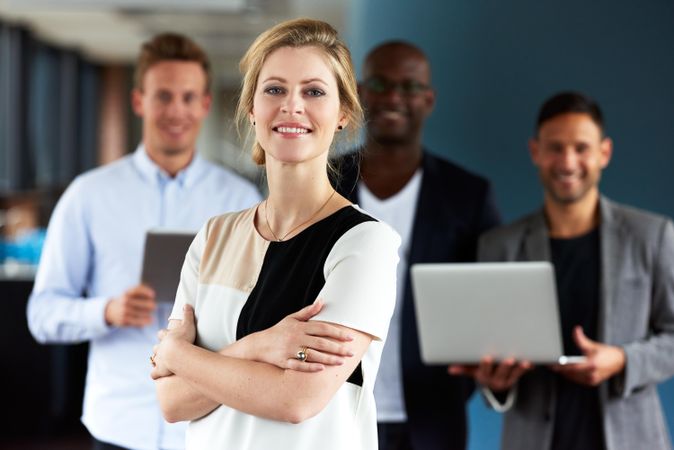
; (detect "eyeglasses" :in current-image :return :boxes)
[362,77,431,96]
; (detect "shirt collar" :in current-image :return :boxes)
[132,144,206,188]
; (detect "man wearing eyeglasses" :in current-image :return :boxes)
[334,41,501,450]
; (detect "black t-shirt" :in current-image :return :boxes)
[550,227,605,450]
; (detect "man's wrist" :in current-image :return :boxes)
[103,297,115,326]
[87,296,115,333]
[609,345,627,377]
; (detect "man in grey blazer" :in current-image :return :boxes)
[451,92,674,450]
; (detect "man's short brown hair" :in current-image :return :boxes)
[134,33,211,92]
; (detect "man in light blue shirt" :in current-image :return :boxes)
[27,33,260,450]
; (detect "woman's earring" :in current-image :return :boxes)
[253,121,256,126]
[337,125,343,130]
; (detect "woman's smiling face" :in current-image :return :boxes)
[251,45,346,165]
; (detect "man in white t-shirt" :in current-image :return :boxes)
[335,41,500,450]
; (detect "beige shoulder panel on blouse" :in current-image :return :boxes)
[199,206,270,294]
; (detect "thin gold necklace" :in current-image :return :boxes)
[264,189,337,242]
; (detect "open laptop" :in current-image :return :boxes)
[140,230,195,303]
[410,262,586,365]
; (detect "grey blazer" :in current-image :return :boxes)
[478,197,674,450]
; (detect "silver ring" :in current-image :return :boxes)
[296,346,308,362]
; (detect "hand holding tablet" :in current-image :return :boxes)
[140,230,196,304]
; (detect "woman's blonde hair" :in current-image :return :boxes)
[235,18,363,165]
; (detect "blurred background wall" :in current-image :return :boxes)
[1,1,672,448]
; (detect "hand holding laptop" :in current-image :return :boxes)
[412,262,624,392]
[449,356,532,392]
[449,325,624,391]
[411,262,582,365]
[550,326,626,387]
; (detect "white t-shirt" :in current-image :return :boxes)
[358,169,423,422]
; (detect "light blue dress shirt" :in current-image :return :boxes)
[27,146,261,450]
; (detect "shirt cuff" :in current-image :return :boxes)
[83,296,114,337]
[618,343,637,397]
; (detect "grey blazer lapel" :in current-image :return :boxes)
[523,210,551,262]
[598,196,625,343]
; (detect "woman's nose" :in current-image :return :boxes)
[281,91,304,115]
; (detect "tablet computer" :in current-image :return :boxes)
[410,262,585,365]
[140,230,195,303]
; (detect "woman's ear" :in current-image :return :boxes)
[337,112,348,130]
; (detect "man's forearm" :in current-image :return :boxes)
[27,293,111,343]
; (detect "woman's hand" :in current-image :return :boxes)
[151,304,197,380]
[239,301,355,372]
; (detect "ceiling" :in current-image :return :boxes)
[0,0,352,83]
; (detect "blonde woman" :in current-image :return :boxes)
[152,18,400,449]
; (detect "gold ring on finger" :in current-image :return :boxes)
[296,346,309,362]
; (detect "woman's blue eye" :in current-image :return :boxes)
[265,86,284,95]
[306,88,325,97]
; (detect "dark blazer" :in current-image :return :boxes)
[479,197,674,450]
[334,150,501,450]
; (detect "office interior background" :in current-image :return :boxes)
[1,0,672,449]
